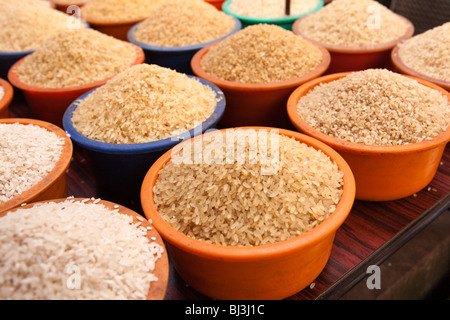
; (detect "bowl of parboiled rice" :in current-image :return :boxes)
[191,23,330,128]
[287,69,450,201]
[0,78,13,118]
[0,118,73,215]
[223,0,323,30]
[292,0,414,73]
[391,22,450,91]
[7,28,144,127]
[63,64,226,199]
[0,197,169,300]
[141,127,356,299]
[127,0,241,75]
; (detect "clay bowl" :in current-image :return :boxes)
[127,17,241,75]
[0,118,73,215]
[141,127,356,300]
[292,14,414,73]
[51,0,88,13]
[0,78,14,118]
[191,40,330,128]
[287,72,450,201]
[1,197,169,300]
[391,45,450,92]
[222,0,324,30]
[62,76,226,199]
[204,0,225,10]
[7,44,144,127]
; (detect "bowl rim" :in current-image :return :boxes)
[0,78,14,112]
[287,72,450,154]
[126,16,242,53]
[292,14,414,53]
[62,75,226,154]
[7,43,144,93]
[1,197,169,300]
[190,38,331,90]
[140,126,356,262]
[0,118,73,215]
[391,45,450,90]
[222,0,324,24]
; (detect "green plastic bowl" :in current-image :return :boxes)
[222,0,323,30]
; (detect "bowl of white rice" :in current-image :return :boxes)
[0,197,169,300]
[223,0,324,30]
[127,0,241,75]
[292,0,414,73]
[287,69,450,201]
[63,64,226,199]
[0,118,73,215]
[141,127,355,299]
[0,78,13,118]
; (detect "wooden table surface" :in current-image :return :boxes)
[7,91,450,300]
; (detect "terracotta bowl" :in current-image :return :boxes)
[292,15,414,73]
[287,73,450,201]
[62,76,226,199]
[391,45,450,92]
[7,44,144,127]
[141,127,356,300]
[204,0,225,10]
[51,0,88,13]
[0,78,14,118]
[127,17,241,75]
[0,118,73,215]
[222,0,324,30]
[1,197,169,300]
[191,41,330,128]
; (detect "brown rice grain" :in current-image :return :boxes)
[81,0,162,22]
[228,0,319,18]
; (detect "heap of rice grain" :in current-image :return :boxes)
[228,0,319,18]
[16,28,137,88]
[200,24,322,83]
[0,0,83,52]
[153,129,344,247]
[0,199,164,300]
[398,22,450,82]
[133,0,235,47]
[81,0,162,22]
[297,0,410,47]
[296,69,450,146]
[0,123,64,204]
[71,64,217,144]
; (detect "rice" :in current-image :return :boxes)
[153,129,344,247]
[81,0,162,22]
[398,22,450,82]
[0,123,64,204]
[71,64,217,144]
[0,199,164,300]
[228,0,319,18]
[0,0,83,52]
[0,86,4,101]
[297,0,409,47]
[16,28,137,88]
[296,69,450,146]
[200,24,323,83]
[133,0,235,47]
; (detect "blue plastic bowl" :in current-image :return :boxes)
[63,76,226,198]
[222,0,323,30]
[127,17,241,75]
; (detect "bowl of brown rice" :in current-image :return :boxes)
[127,0,241,75]
[63,64,226,199]
[391,22,450,91]
[287,69,450,201]
[0,197,169,300]
[191,23,330,128]
[292,0,414,74]
[0,78,13,118]
[0,118,73,215]
[141,127,356,299]
[80,0,163,40]
[7,28,144,127]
